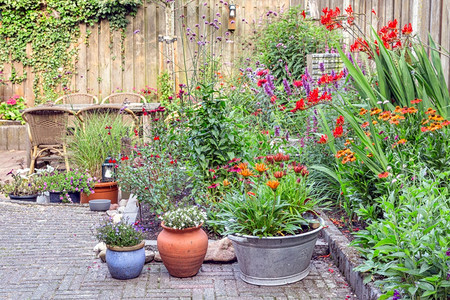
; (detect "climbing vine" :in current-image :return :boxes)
[0,0,142,103]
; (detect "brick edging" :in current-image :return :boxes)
[320,211,382,300]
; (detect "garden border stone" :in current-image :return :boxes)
[320,211,382,300]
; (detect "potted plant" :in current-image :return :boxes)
[157,205,208,278]
[96,217,145,280]
[0,169,40,201]
[210,153,325,286]
[40,169,96,203]
[67,114,134,204]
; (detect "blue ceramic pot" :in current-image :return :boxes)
[106,242,145,280]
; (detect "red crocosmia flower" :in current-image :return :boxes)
[345,5,353,15]
[290,99,305,113]
[108,159,113,163]
[402,23,413,35]
[372,9,376,15]
[247,191,256,196]
[256,69,268,77]
[333,125,344,138]
[196,86,201,90]
[388,19,398,29]
[301,10,306,19]
[121,156,129,161]
[170,160,174,164]
[293,80,303,88]
[317,134,328,144]
[270,95,277,104]
[154,136,160,141]
[336,116,344,126]
[378,172,390,178]
[410,99,422,104]
[257,79,267,87]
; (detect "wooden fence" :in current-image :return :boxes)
[0,0,448,105]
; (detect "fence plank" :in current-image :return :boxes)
[76,24,88,93]
[86,23,99,98]
[99,20,111,99]
[123,15,135,94]
[134,7,146,92]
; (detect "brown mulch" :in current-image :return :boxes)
[324,207,367,242]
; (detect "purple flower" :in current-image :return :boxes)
[319,62,325,73]
[263,83,274,97]
[393,289,401,300]
[266,74,275,91]
[274,126,280,137]
[446,248,450,256]
[133,29,140,34]
[283,78,292,95]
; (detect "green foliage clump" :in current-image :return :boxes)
[0,0,142,103]
[0,95,26,121]
[254,6,340,83]
[96,218,144,248]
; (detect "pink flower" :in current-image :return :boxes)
[6,98,17,105]
[207,183,219,189]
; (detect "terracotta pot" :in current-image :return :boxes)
[157,222,208,278]
[80,182,119,204]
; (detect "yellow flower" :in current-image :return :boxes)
[266,180,280,191]
[425,108,436,115]
[359,108,368,115]
[429,114,444,121]
[223,179,231,186]
[254,163,268,173]
[370,107,382,116]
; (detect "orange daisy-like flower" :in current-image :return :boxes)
[428,122,443,131]
[429,114,444,121]
[223,179,231,186]
[344,139,353,146]
[378,111,392,121]
[394,106,403,113]
[370,107,382,116]
[341,153,356,164]
[367,153,373,158]
[361,122,369,128]
[410,99,422,104]
[389,119,400,125]
[421,127,428,132]
[254,163,268,173]
[421,119,429,125]
[238,168,254,177]
[266,180,280,191]
[237,162,248,170]
[359,108,368,115]
[336,148,352,158]
[378,172,390,178]
[425,108,436,115]
[406,107,418,114]
[372,120,378,125]
[365,131,371,137]
[442,120,450,126]
[397,139,407,144]
[247,191,256,196]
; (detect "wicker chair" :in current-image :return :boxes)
[101,92,146,104]
[22,107,75,174]
[76,104,139,130]
[55,93,99,104]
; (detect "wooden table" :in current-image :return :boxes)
[52,102,161,115]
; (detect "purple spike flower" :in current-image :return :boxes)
[283,78,292,96]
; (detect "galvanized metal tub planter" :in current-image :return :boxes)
[228,217,324,286]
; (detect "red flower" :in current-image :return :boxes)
[410,99,422,104]
[293,80,303,88]
[256,69,268,77]
[301,10,306,19]
[207,183,220,189]
[345,5,353,15]
[121,156,129,161]
[154,136,160,141]
[257,79,267,87]
[372,9,376,15]
[378,172,390,178]
[402,23,413,35]
[196,86,201,90]
[247,191,256,196]
[387,19,398,30]
[336,116,344,126]
[317,134,328,144]
[333,125,344,138]
[290,99,305,113]
[270,95,277,104]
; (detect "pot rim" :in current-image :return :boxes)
[94,181,118,188]
[228,217,324,240]
[106,240,145,252]
[161,221,203,232]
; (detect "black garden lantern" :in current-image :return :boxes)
[102,157,116,182]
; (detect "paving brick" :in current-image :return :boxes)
[0,199,359,299]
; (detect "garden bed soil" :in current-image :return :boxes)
[324,207,367,242]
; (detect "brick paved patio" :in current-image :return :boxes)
[0,200,358,299]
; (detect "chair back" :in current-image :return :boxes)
[55,93,98,104]
[101,93,146,104]
[22,107,75,147]
[76,105,138,129]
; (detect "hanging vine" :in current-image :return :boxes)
[0,0,142,103]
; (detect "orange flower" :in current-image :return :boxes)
[342,153,356,164]
[273,171,284,178]
[344,139,353,146]
[428,122,443,131]
[336,149,352,158]
[378,111,392,121]
[410,99,422,104]
[255,163,268,173]
[359,108,368,115]
[237,162,248,170]
[378,172,390,178]
[370,107,382,115]
[247,191,256,196]
[372,120,378,125]
[421,119,429,125]
[397,139,407,144]
[361,122,369,128]
[223,179,231,186]
[365,131,371,137]
[238,168,254,177]
[442,120,450,126]
[429,114,444,121]
[394,106,403,113]
[425,108,436,115]
[266,180,280,191]
[367,153,373,157]
[389,119,400,125]
[406,107,418,114]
